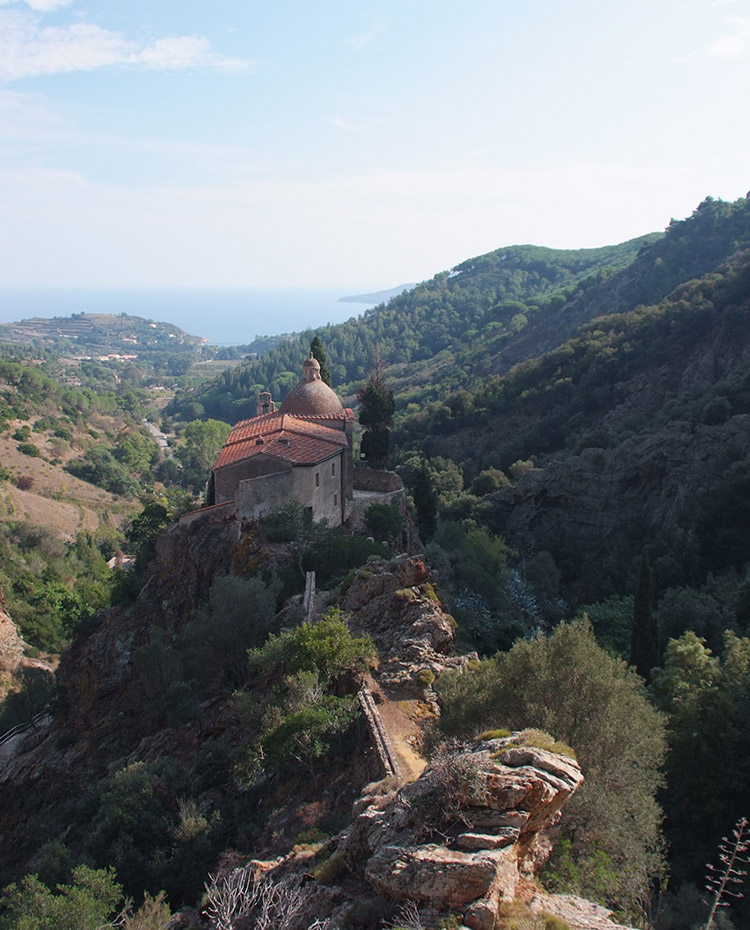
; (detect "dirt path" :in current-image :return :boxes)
[372,688,430,783]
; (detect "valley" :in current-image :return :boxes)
[1,192,750,930]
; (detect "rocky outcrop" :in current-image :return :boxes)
[341,557,468,686]
[56,514,241,740]
[528,891,632,930]
[337,735,584,930]
[0,594,53,702]
[0,604,25,681]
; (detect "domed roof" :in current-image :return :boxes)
[279,354,344,416]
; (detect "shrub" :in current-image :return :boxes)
[478,728,511,740]
[0,865,123,930]
[471,467,511,496]
[422,581,441,604]
[415,668,435,688]
[502,727,577,761]
[509,458,535,481]
[66,447,139,497]
[0,666,57,731]
[263,500,313,543]
[311,851,349,885]
[14,475,33,491]
[17,442,41,457]
[435,619,666,919]
[416,743,486,822]
[260,696,359,775]
[122,891,172,930]
[247,609,376,683]
[542,915,571,930]
[178,574,281,691]
[364,502,403,541]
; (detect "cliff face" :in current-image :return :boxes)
[56,516,242,741]
[0,514,263,890]
[0,520,461,899]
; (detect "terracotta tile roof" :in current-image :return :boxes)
[213,412,349,470]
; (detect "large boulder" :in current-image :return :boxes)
[339,733,584,930]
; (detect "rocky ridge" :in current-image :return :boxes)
[2,520,626,929]
[219,734,630,930]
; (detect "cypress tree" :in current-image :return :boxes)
[357,357,395,469]
[630,547,659,680]
[310,336,332,386]
[412,461,438,541]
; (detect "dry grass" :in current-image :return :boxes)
[0,428,137,537]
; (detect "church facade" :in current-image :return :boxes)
[206,354,355,526]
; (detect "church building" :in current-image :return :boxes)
[206,354,354,526]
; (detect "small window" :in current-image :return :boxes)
[315,472,320,487]
[334,493,338,506]
[332,462,336,476]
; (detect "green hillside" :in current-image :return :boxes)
[3,194,750,930]
[167,234,659,423]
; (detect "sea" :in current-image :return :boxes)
[0,287,378,347]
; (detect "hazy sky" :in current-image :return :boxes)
[1,0,748,290]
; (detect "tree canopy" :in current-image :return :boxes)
[436,619,666,918]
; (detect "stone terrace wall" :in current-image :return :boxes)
[353,468,403,493]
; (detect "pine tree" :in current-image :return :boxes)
[630,547,659,680]
[310,336,332,386]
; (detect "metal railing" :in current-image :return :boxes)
[0,712,49,747]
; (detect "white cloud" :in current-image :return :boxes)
[705,15,750,55]
[22,0,73,9]
[0,0,72,9]
[0,7,254,82]
[127,35,251,73]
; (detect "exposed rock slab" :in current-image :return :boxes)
[339,734,584,928]
[530,891,632,930]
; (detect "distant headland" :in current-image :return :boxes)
[338,283,417,304]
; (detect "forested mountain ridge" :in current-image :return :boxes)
[391,230,750,597]
[167,234,661,423]
[169,194,750,430]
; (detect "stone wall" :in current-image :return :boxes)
[236,469,294,520]
[234,452,347,525]
[178,500,235,528]
[213,453,290,505]
[353,468,403,492]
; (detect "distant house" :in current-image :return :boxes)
[205,354,354,526]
